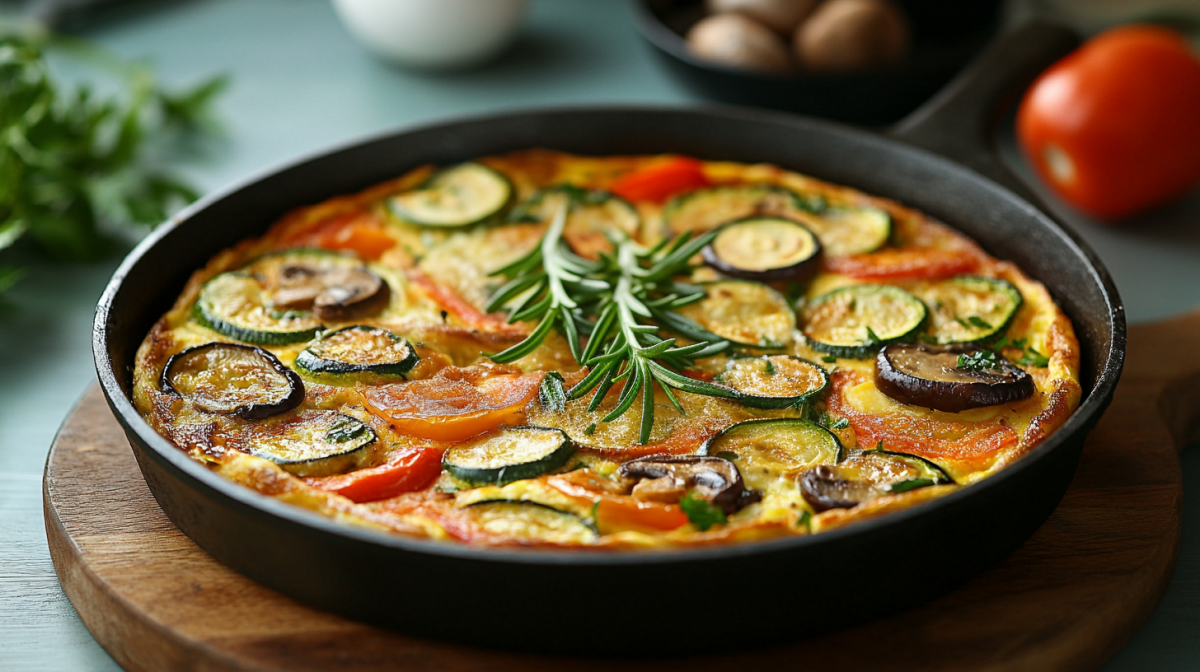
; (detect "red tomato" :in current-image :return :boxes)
[362,368,543,442]
[1017,25,1200,220]
[609,157,712,203]
[305,445,444,502]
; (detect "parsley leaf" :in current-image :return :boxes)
[828,417,849,430]
[821,354,838,363]
[679,491,726,531]
[763,359,776,375]
[0,33,225,298]
[888,478,936,494]
[1017,347,1050,367]
[957,349,999,371]
[796,510,812,531]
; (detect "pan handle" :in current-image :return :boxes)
[887,20,1080,208]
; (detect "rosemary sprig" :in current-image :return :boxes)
[486,196,734,443]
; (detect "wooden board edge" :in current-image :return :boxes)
[42,434,249,672]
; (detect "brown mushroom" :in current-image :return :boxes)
[686,13,794,74]
[618,455,762,515]
[799,465,877,512]
[794,0,909,72]
[705,0,819,36]
[270,262,390,321]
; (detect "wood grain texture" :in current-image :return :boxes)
[44,310,1200,672]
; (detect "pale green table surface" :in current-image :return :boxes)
[3,1,1200,669]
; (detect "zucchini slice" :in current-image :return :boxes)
[162,342,304,420]
[857,448,954,488]
[672,280,796,349]
[295,325,419,380]
[195,249,387,345]
[702,217,822,281]
[794,206,891,257]
[464,500,597,543]
[662,184,821,237]
[388,162,513,228]
[799,448,953,512]
[802,284,926,359]
[443,426,573,486]
[246,411,376,477]
[195,272,324,345]
[720,355,828,409]
[913,276,1023,344]
[509,185,640,257]
[701,418,843,491]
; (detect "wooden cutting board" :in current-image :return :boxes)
[44,309,1200,672]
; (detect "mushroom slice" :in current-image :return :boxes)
[799,465,877,512]
[162,342,304,420]
[274,261,389,322]
[617,455,761,515]
[874,342,1034,413]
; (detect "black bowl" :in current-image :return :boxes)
[634,0,1004,125]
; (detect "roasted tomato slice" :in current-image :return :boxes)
[824,246,981,280]
[547,471,688,533]
[609,156,712,203]
[826,371,1019,463]
[280,210,396,260]
[304,444,445,502]
[362,366,543,441]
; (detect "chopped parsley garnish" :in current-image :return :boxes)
[957,349,999,371]
[796,510,812,531]
[679,491,726,531]
[583,423,596,436]
[763,359,776,375]
[822,354,838,363]
[828,417,850,430]
[1017,347,1050,367]
[994,335,1049,367]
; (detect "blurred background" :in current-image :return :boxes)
[1,1,1198,670]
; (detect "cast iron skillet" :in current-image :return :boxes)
[93,22,1124,655]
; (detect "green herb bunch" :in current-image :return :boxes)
[0,31,226,297]
[486,197,736,444]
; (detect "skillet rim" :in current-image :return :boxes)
[93,103,1126,566]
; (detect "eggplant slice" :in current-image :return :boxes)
[162,342,304,419]
[875,342,1034,413]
